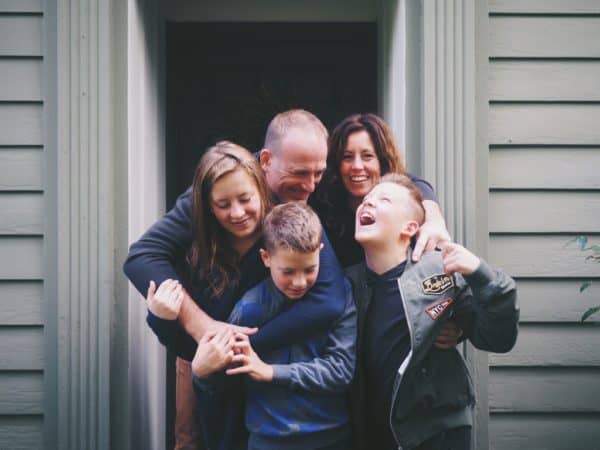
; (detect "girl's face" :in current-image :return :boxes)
[210,169,262,242]
[339,130,382,209]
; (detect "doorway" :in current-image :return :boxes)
[165,22,378,204]
[164,20,377,448]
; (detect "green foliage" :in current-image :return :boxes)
[568,236,600,322]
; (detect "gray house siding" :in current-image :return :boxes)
[0,0,45,448]
[487,1,600,449]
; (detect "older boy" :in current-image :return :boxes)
[347,173,518,450]
[201,202,356,450]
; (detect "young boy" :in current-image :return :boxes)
[201,202,357,450]
[347,173,518,450]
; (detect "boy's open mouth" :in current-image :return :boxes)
[359,212,375,226]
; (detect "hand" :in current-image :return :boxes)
[412,201,451,262]
[434,321,463,349]
[147,279,184,320]
[191,328,235,378]
[226,333,274,382]
[206,319,259,339]
[440,242,480,275]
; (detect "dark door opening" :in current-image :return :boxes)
[165,21,377,448]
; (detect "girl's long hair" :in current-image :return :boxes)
[187,141,273,299]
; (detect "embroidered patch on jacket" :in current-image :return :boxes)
[426,297,454,320]
[421,273,454,295]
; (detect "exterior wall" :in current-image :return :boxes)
[487,1,600,448]
[0,1,45,448]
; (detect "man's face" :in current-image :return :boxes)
[261,128,327,203]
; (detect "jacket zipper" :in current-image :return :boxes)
[389,279,414,450]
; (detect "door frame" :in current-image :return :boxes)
[123,1,489,449]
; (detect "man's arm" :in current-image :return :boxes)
[123,188,238,341]
[249,229,347,354]
[408,174,452,261]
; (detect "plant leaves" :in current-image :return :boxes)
[581,306,600,322]
[576,235,588,251]
[580,281,592,292]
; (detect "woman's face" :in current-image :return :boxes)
[210,168,262,242]
[339,130,382,208]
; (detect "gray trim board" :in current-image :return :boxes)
[42,0,58,449]
[422,1,490,448]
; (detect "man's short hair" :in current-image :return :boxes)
[380,173,426,225]
[263,202,322,253]
[264,109,328,154]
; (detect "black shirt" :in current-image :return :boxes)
[364,260,411,450]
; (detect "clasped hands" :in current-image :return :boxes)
[191,328,273,382]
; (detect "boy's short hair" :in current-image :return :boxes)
[380,173,426,225]
[263,202,322,253]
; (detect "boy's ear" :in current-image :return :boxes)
[259,248,271,268]
[400,220,420,239]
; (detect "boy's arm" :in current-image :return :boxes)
[269,281,356,393]
[228,281,356,393]
[443,243,519,353]
[250,229,347,354]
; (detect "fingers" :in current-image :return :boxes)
[231,325,258,335]
[412,234,427,262]
[147,280,156,299]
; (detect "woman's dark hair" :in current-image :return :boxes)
[313,113,406,239]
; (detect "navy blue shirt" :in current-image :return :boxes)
[125,187,346,356]
[364,260,410,450]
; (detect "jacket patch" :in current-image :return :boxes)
[422,273,454,295]
[426,297,454,320]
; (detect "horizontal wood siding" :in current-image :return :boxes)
[490,16,600,58]
[488,3,600,448]
[490,0,600,14]
[0,1,42,13]
[0,281,43,325]
[489,368,600,412]
[0,9,45,446]
[0,372,43,414]
[489,414,600,450]
[0,327,44,370]
[0,15,42,56]
[0,59,43,101]
[0,416,43,450]
[516,279,599,322]
[489,148,600,189]
[0,193,43,235]
[489,191,600,232]
[490,61,600,101]
[0,104,43,146]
